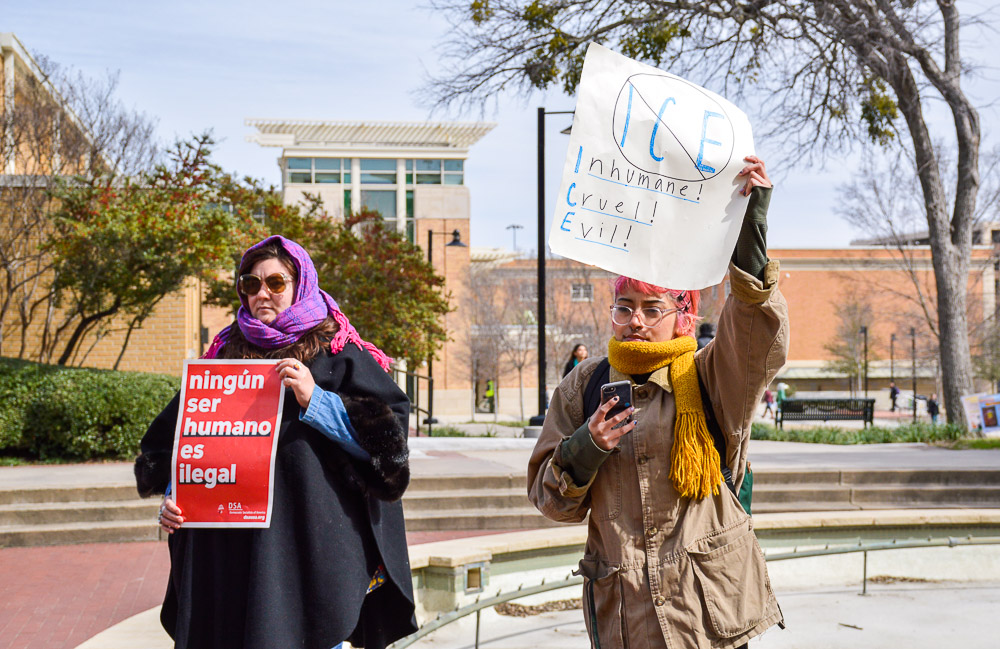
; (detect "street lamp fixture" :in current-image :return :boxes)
[529,107,574,427]
[425,228,467,434]
[506,223,524,252]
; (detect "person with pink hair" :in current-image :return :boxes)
[529,156,789,649]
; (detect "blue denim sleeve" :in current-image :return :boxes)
[299,386,372,462]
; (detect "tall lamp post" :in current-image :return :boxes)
[425,228,467,435]
[529,107,574,427]
[910,327,917,422]
[506,223,524,252]
[890,333,896,384]
[859,326,869,398]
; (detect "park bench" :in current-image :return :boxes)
[776,398,875,429]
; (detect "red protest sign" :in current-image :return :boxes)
[171,359,285,528]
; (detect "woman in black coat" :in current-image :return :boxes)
[134,235,417,649]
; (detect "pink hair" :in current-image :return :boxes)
[613,276,702,338]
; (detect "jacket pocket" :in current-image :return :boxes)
[590,448,621,521]
[687,526,772,638]
[575,558,623,649]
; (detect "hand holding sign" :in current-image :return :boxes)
[277,358,316,408]
[739,156,771,196]
[171,359,286,528]
[549,44,757,289]
[158,496,183,534]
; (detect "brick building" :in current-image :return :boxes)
[1,32,214,374]
[469,244,996,416]
[768,246,995,396]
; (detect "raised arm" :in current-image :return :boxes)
[696,158,789,482]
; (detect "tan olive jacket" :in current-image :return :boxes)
[527,261,789,649]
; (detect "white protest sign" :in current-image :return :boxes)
[549,44,755,289]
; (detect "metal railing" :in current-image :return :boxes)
[777,398,876,429]
[390,535,1000,648]
[390,574,584,649]
[762,535,1000,595]
[391,367,434,436]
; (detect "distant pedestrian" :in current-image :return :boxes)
[562,344,589,378]
[763,388,775,419]
[927,393,940,425]
[889,382,900,412]
[485,379,496,413]
[696,321,716,350]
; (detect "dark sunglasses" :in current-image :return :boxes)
[237,273,292,296]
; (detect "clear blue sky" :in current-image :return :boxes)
[3,0,998,251]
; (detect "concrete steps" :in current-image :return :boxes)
[3,467,1000,547]
[751,468,1000,513]
[402,487,532,512]
[0,482,163,548]
[0,499,158,526]
[0,484,139,505]
[403,507,562,531]
[402,474,551,531]
[0,520,159,547]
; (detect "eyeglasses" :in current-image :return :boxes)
[238,273,293,296]
[610,304,680,327]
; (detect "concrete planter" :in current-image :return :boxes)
[522,426,543,439]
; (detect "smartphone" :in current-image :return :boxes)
[600,380,633,429]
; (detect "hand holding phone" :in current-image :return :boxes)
[600,380,633,430]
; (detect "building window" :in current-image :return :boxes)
[314,158,342,183]
[360,158,397,184]
[520,283,538,301]
[404,159,463,185]
[360,190,397,220]
[285,157,350,184]
[571,283,594,302]
[405,190,415,242]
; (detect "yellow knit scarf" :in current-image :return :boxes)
[607,336,723,500]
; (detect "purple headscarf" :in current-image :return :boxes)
[202,235,393,371]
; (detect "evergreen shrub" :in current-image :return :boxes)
[0,357,178,460]
[751,421,965,444]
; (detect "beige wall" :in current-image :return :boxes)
[1,277,207,375]
[283,185,346,218]
[771,247,992,362]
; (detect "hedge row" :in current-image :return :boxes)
[750,421,966,444]
[0,357,179,460]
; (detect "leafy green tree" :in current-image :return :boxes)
[427,0,985,425]
[310,210,451,368]
[0,56,159,359]
[204,199,451,369]
[46,134,259,366]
